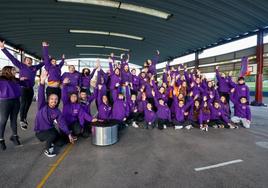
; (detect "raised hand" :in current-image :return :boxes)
[40,70,48,84]
[0,41,5,49]
[156,50,160,55]
[62,54,65,59]
[216,66,219,70]
[42,41,49,47]
[63,78,70,84]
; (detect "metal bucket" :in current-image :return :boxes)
[91,124,118,146]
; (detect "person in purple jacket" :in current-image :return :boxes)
[96,92,112,122]
[188,99,201,129]
[131,68,140,95]
[34,70,75,157]
[147,50,160,78]
[220,95,231,118]
[0,66,22,150]
[42,42,65,107]
[230,88,251,128]
[0,41,44,130]
[62,78,97,138]
[172,90,193,130]
[61,65,81,94]
[111,92,129,129]
[208,100,236,129]
[231,77,250,103]
[79,88,97,116]
[143,101,157,129]
[215,66,233,103]
[199,98,211,132]
[152,90,171,130]
[109,55,121,103]
[126,86,139,128]
[80,64,97,95]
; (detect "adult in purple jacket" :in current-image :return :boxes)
[0,66,22,150]
[42,41,65,107]
[34,70,75,157]
[0,41,44,130]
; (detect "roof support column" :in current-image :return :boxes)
[195,51,199,69]
[251,30,266,106]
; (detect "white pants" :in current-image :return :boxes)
[231,116,250,128]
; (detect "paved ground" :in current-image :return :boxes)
[0,98,268,188]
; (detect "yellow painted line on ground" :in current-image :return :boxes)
[36,144,73,188]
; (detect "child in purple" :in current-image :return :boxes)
[172,90,193,130]
[208,100,235,129]
[0,41,44,130]
[34,71,75,157]
[111,93,129,129]
[80,66,97,94]
[126,86,139,128]
[152,90,171,130]
[199,98,211,131]
[143,102,157,129]
[230,88,251,128]
[188,98,201,129]
[231,77,250,103]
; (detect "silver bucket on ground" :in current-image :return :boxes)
[91,124,118,146]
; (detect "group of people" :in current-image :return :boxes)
[0,41,251,157]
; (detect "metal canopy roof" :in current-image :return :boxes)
[1,0,268,65]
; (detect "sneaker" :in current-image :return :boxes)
[44,149,56,157]
[132,122,139,128]
[163,125,167,129]
[10,135,21,145]
[213,125,218,129]
[185,125,192,130]
[175,125,183,130]
[205,127,208,132]
[219,124,225,129]
[20,121,27,130]
[0,140,6,151]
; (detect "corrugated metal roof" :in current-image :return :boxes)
[1,0,268,65]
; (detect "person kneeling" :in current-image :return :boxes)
[34,71,75,157]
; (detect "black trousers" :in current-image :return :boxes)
[0,98,20,139]
[69,121,82,136]
[46,86,61,107]
[36,128,60,150]
[189,120,200,128]
[126,112,140,124]
[208,119,229,128]
[20,87,34,121]
[157,119,172,130]
[172,120,191,127]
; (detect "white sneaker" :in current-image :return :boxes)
[163,125,167,129]
[132,122,139,128]
[213,125,218,129]
[185,125,192,130]
[205,127,208,132]
[175,125,183,130]
[44,149,56,157]
[20,121,27,130]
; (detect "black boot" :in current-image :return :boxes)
[0,140,6,150]
[10,135,21,146]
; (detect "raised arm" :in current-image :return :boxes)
[38,70,48,110]
[58,54,65,68]
[42,42,51,70]
[0,41,24,69]
[61,81,70,105]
